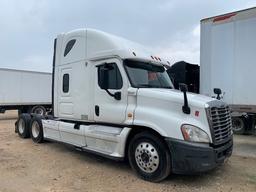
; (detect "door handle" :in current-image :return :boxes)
[95,105,99,116]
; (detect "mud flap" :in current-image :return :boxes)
[15,120,18,133]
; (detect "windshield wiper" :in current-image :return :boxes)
[159,86,173,89]
[137,84,154,88]
[137,84,172,89]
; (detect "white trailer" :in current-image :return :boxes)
[0,68,52,115]
[200,7,256,134]
[16,29,233,182]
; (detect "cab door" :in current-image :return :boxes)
[93,58,128,124]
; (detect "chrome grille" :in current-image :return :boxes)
[209,106,232,144]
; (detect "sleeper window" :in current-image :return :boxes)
[64,39,76,57]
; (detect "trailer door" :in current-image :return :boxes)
[210,22,234,104]
[233,17,256,106]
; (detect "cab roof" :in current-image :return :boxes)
[59,28,170,66]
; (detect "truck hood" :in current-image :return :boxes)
[137,88,215,109]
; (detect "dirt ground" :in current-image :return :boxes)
[0,111,256,192]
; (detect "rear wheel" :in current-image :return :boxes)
[31,106,46,116]
[17,114,31,138]
[128,132,171,182]
[232,117,245,134]
[30,115,44,143]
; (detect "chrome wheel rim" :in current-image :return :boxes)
[31,121,40,138]
[135,142,159,173]
[18,119,25,134]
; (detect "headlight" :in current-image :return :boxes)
[181,124,210,143]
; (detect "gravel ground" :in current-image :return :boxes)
[0,111,256,192]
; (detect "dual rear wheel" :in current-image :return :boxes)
[16,114,44,143]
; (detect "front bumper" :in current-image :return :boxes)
[165,137,233,174]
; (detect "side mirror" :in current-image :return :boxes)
[99,67,109,90]
[179,83,190,114]
[179,83,188,92]
[114,92,121,100]
[214,88,222,95]
[98,63,122,101]
[213,88,222,100]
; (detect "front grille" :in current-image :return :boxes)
[208,106,232,144]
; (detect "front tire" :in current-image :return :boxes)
[128,132,171,182]
[17,114,31,138]
[30,115,44,143]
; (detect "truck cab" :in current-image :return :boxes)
[16,29,233,182]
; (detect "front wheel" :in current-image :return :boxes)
[128,132,171,182]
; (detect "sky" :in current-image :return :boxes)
[0,0,256,72]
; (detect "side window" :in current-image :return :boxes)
[98,63,123,90]
[63,73,69,93]
[64,39,76,57]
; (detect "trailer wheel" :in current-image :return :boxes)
[232,117,245,134]
[31,106,46,116]
[17,114,31,138]
[128,132,171,182]
[30,115,44,143]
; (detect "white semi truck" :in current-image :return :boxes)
[0,68,52,115]
[201,7,256,134]
[16,29,233,182]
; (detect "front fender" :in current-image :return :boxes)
[134,104,184,140]
[133,100,212,142]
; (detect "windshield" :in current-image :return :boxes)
[124,60,174,88]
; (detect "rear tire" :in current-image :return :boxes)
[31,106,46,116]
[30,115,44,143]
[128,132,171,182]
[17,114,31,138]
[232,117,245,134]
